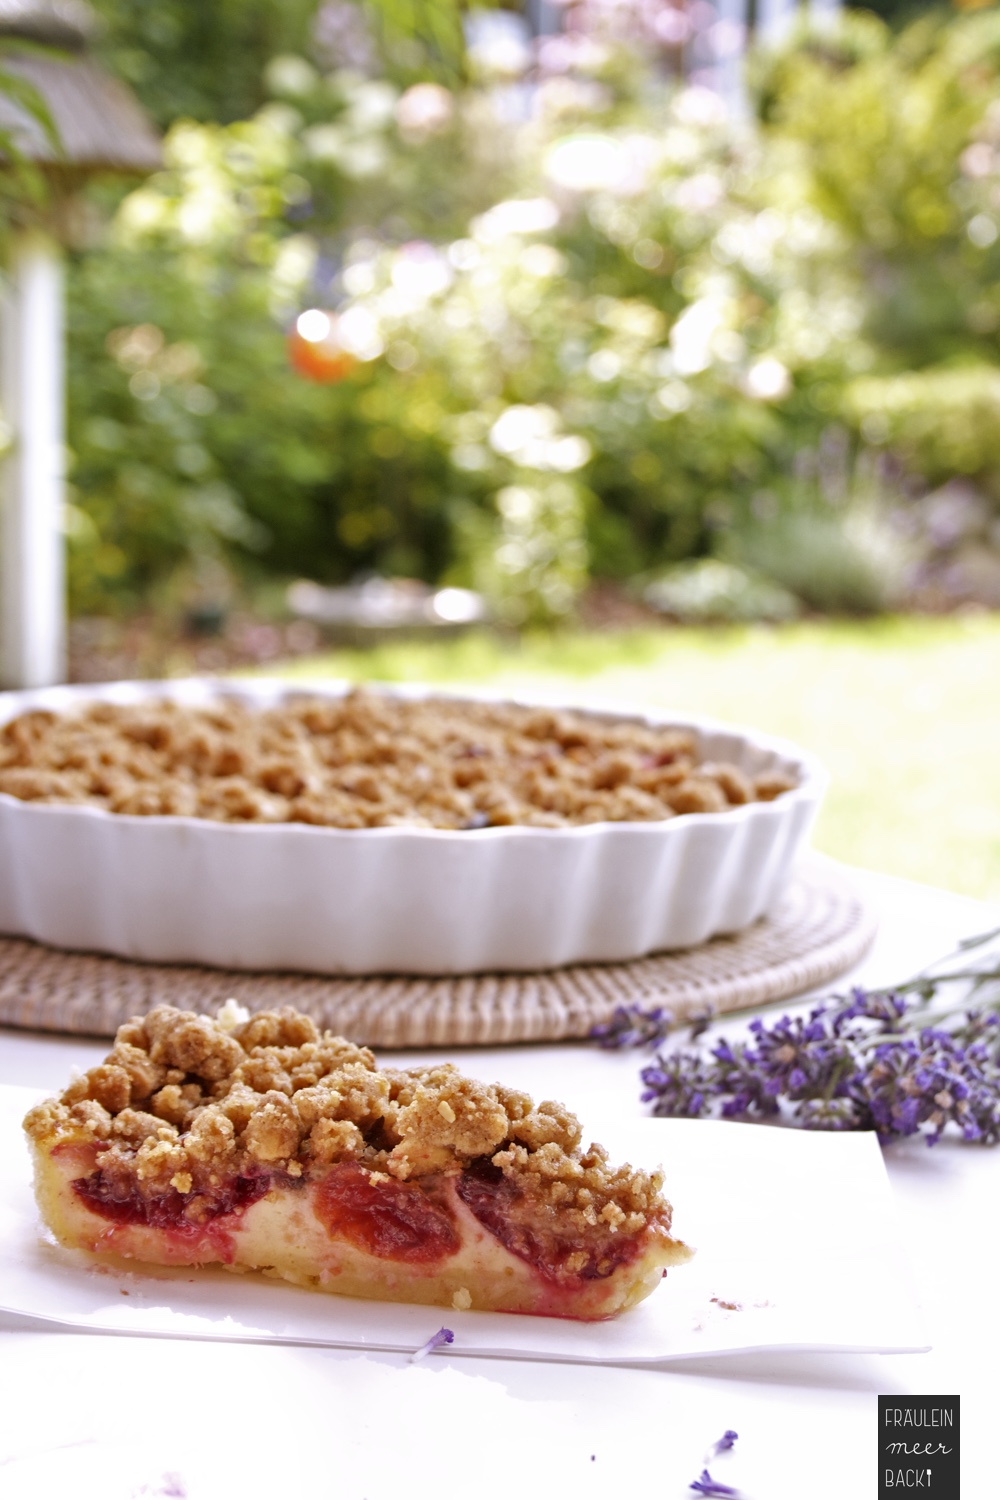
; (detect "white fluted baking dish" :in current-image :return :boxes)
[0,678,826,975]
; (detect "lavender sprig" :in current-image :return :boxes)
[410,1326,454,1362]
[591,1004,674,1050]
[688,1428,741,1495]
[690,1470,741,1497]
[595,929,1000,1145]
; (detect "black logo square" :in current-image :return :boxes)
[878,1396,959,1499]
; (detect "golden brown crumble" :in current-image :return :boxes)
[24,1004,670,1237]
[0,690,795,829]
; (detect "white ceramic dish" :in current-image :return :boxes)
[0,678,826,975]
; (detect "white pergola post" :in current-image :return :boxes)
[0,227,66,689]
[755,0,797,46]
[716,0,751,119]
[712,0,843,119]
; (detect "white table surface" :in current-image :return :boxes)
[0,863,996,1500]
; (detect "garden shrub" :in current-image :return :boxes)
[643,559,801,624]
[61,8,1000,622]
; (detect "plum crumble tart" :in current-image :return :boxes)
[23,1003,692,1320]
[0,689,796,828]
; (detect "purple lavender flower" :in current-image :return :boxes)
[713,1430,739,1454]
[688,1006,717,1040]
[832,986,907,1033]
[796,1096,864,1130]
[640,1052,715,1117]
[591,1004,674,1049]
[134,1477,188,1499]
[410,1326,455,1362]
[627,936,1000,1144]
[690,1470,741,1497]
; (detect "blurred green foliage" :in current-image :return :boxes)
[0,39,64,247]
[754,13,1000,474]
[88,0,321,126]
[86,0,500,126]
[62,7,1000,623]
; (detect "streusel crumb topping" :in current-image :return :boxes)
[0,690,795,829]
[23,1004,669,1237]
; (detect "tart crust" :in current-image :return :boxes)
[23,1003,691,1320]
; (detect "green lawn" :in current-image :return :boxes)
[254,614,1000,904]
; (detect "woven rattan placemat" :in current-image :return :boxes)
[0,856,876,1048]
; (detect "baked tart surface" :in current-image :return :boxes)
[0,690,795,828]
[23,1004,691,1320]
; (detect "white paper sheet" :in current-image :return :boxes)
[0,1084,928,1365]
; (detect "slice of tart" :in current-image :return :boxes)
[23,1003,691,1321]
